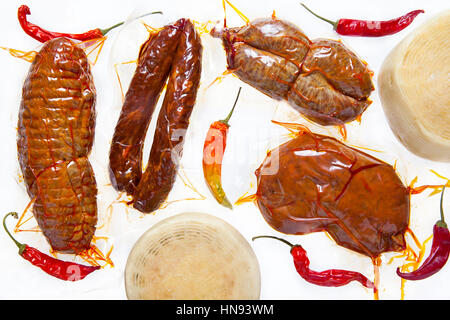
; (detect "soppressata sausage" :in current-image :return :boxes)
[213,17,374,126]
[109,19,185,195]
[255,130,409,258]
[17,37,97,253]
[109,19,202,213]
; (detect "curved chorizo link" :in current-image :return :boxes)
[133,20,202,213]
[109,19,186,195]
[109,19,202,213]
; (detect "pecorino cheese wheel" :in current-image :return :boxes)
[378,10,450,161]
[125,212,261,300]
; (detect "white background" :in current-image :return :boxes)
[0,0,448,300]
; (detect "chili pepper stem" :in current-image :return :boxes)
[220,87,242,125]
[221,198,233,209]
[99,22,125,36]
[3,212,27,255]
[300,3,338,29]
[98,11,163,36]
[438,186,447,228]
[252,235,294,248]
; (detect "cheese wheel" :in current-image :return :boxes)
[378,10,450,161]
[124,212,261,300]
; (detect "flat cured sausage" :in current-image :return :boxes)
[18,37,97,253]
[255,130,410,258]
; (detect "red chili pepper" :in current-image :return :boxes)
[301,3,424,37]
[3,212,100,281]
[397,186,450,280]
[202,87,241,209]
[252,235,375,289]
[18,5,162,43]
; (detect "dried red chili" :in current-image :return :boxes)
[202,87,241,209]
[301,3,424,37]
[3,212,100,281]
[397,186,450,280]
[253,235,375,289]
[18,5,162,43]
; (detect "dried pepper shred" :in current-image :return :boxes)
[202,87,241,209]
[253,235,375,289]
[3,212,100,281]
[18,5,162,43]
[301,3,424,37]
[397,186,450,280]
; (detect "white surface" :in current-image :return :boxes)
[0,0,449,300]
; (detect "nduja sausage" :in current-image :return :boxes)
[109,19,203,213]
[213,17,374,126]
[18,38,97,253]
[255,130,409,258]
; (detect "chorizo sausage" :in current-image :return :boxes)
[213,17,374,126]
[133,20,202,213]
[109,19,185,195]
[255,130,409,258]
[17,37,97,253]
[109,19,202,213]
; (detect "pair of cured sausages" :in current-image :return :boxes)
[213,17,374,126]
[109,19,203,213]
